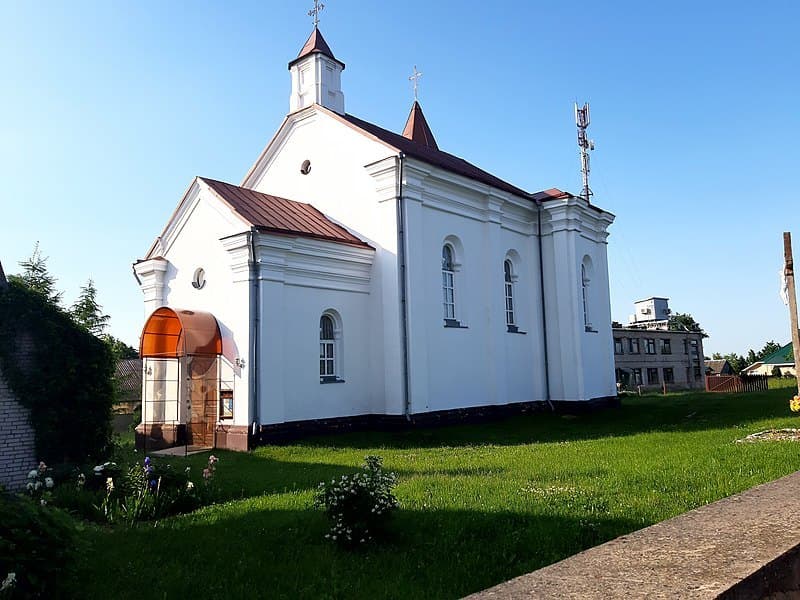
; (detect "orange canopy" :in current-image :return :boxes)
[139,307,222,358]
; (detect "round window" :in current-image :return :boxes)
[192,268,206,289]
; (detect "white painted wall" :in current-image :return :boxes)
[244,108,405,416]
[137,180,254,426]
[252,234,375,424]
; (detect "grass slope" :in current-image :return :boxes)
[77,389,800,599]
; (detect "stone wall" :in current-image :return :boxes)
[0,362,37,492]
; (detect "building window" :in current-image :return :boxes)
[645,339,656,354]
[504,260,515,327]
[647,367,659,384]
[629,338,640,354]
[663,368,674,383]
[581,263,591,331]
[660,339,672,354]
[694,366,702,380]
[319,314,339,382]
[442,245,456,321]
[690,339,698,356]
[614,338,624,354]
[632,368,643,385]
[683,339,689,354]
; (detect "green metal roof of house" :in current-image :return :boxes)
[762,342,794,365]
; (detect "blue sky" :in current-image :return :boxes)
[1,1,798,356]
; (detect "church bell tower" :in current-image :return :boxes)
[288,27,346,115]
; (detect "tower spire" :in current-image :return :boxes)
[402,101,438,149]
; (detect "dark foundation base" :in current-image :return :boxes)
[135,423,186,450]
[256,396,620,445]
[135,423,250,452]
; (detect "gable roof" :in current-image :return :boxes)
[762,342,794,365]
[199,177,370,248]
[289,28,343,69]
[402,101,438,150]
[705,359,730,374]
[338,111,532,197]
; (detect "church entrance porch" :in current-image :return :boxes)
[136,307,235,453]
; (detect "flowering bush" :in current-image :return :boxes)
[24,462,54,505]
[93,454,220,525]
[314,456,399,546]
[790,395,800,412]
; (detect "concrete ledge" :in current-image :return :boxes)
[467,470,800,599]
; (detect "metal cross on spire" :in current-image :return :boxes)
[308,0,324,29]
[409,65,423,101]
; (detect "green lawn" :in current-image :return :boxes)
[76,388,800,599]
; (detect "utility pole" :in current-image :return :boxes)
[782,232,800,396]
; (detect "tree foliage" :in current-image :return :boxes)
[10,242,63,306]
[104,335,138,360]
[668,312,707,337]
[711,352,746,374]
[70,279,110,336]
[0,280,114,462]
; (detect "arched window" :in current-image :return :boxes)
[581,258,593,331]
[442,245,456,320]
[319,314,336,380]
[504,260,515,327]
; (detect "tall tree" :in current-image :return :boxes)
[103,335,138,360]
[70,279,110,336]
[757,340,782,360]
[12,242,62,305]
[668,312,707,337]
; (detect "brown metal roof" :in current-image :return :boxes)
[288,28,343,69]
[140,307,222,358]
[402,101,438,150]
[200,177,370,248]
[340,112,531,197]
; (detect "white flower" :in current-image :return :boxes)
[26,482,34,491]
[93,465,104,473]
[1,572,16,591]
[45,477,54,489]
[186,481,194,491]
[34,481,42,490]
[28,470,38,479]
[106,477,114,492]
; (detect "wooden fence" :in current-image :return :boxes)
[705,374,769,393]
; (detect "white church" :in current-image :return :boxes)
[133,24,617,451]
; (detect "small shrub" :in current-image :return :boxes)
[772,365,783,378]
[95,454,219,525]
[314,455,399,546]
[0,492,79,598]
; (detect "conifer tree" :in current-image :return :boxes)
[71,279,110,336]
[13,242,63,305]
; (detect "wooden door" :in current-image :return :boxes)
[187,356,217,447]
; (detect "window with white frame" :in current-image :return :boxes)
[504,259,515,327]
[319,314,337,382]
[442,245,456,321]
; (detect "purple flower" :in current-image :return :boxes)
[149,479,157,489]
[144,457,151,466]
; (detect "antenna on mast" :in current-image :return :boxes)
[574,102,594,202]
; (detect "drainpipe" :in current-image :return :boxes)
[536,200,554,411]
[396,153,412,420]
[248,228,261,443]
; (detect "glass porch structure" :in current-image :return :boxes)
[136,307,234,452]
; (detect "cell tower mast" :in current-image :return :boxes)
[574,102,594,201]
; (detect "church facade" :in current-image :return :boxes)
[133,28,616,451]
